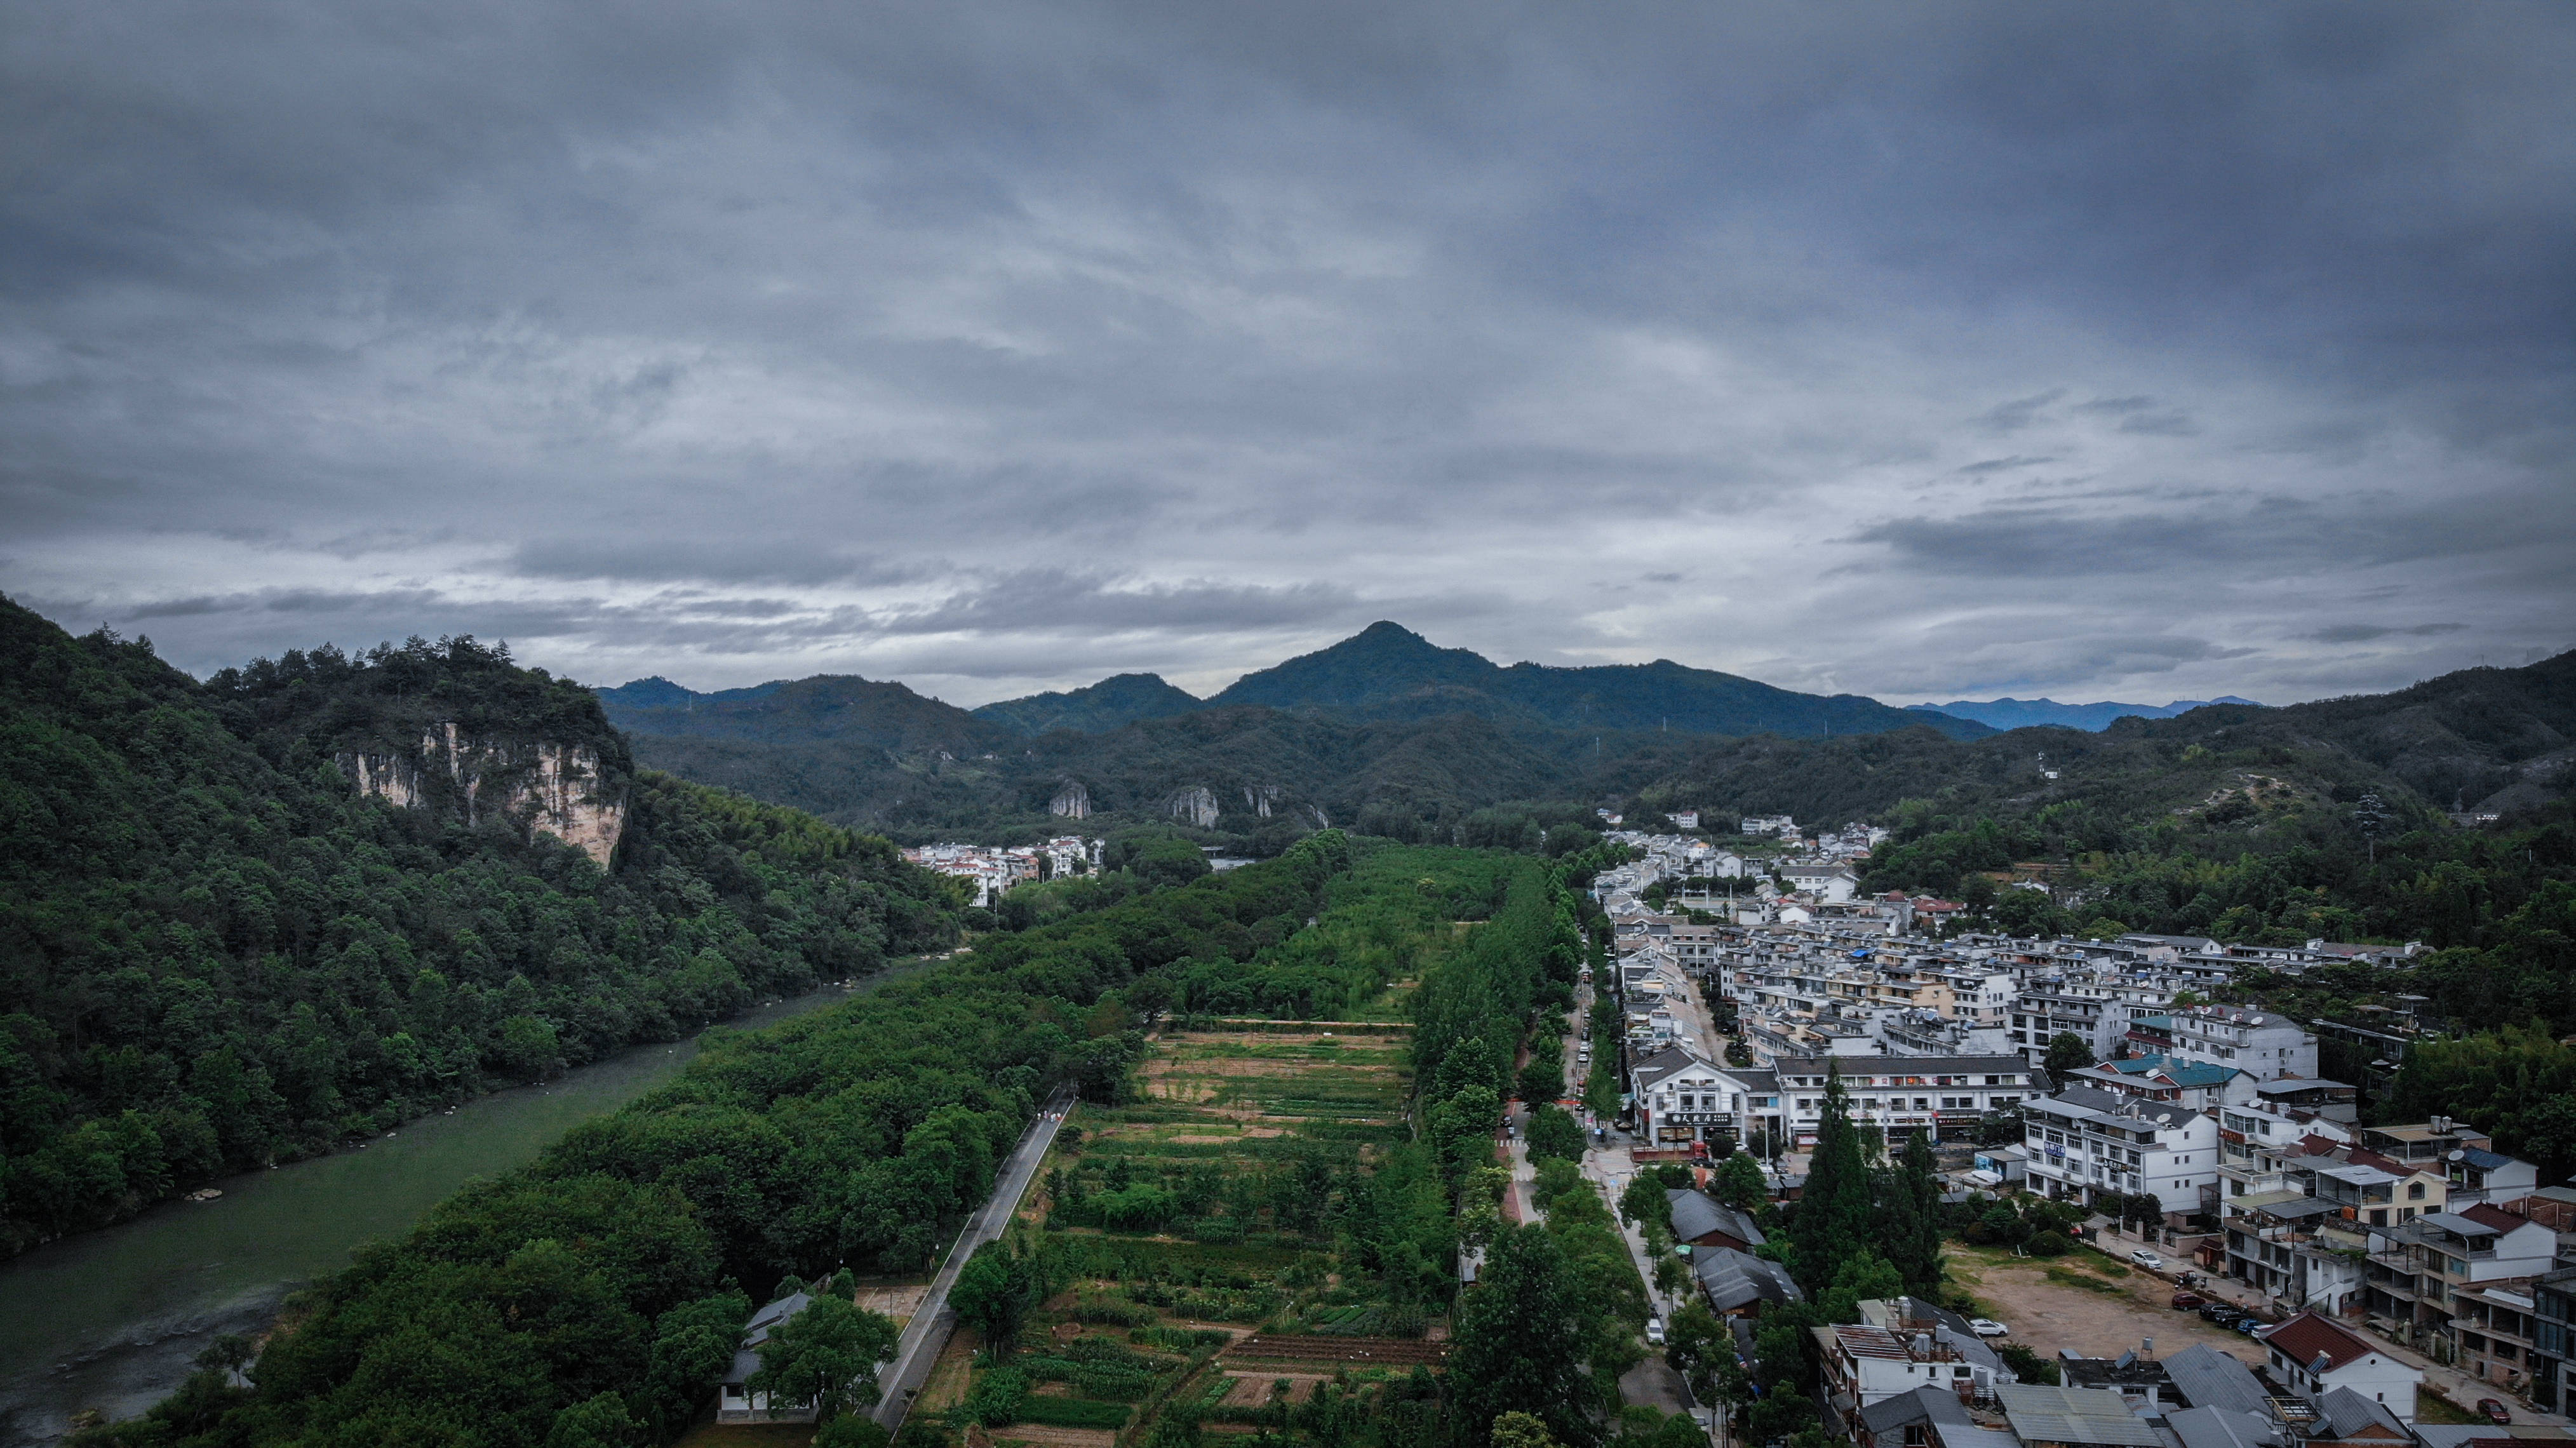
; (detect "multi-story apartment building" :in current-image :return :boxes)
[1632,1049,2032,1148]
[2067,1057,2251,1113]
[2013,977,2119,1063]
[2127,1004,2319,1081]
[2527,1265,2576,1414]
[2362,1203,2558,1357]
[2453,1283,2542,1393]
[2022,1085,2220,1215]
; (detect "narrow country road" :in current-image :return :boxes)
[871,1085,1077,1429]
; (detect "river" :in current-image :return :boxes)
[0,971,918,1446]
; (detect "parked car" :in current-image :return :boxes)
[2478,1400,2512,1425]
[2199,1303,2243,1325]
[1969,1319,2009,1339]
[2235,1317,2266,1336]
[1646,1318,1667,1346]
[2131,1250,2166,1270]
[2171,1292,2206,1310]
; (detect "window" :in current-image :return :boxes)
[2408,1182,2426,1200]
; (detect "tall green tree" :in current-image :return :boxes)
[749,1296,902,1421]
[1790,1062,1870,1295]
[1712,1151,1767,1211]
[951,1240,1043,1357]
[1451,1224,1597,1448]
[1879,1129,1945,1296]
[2043,1033,2096,1080]
[1526,1103,1587,1162]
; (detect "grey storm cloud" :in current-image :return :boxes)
[1956,456,2055,476]
[3,0,2572,705]
[2304,622,2470,644]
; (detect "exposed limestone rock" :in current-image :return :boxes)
[338,723,627,867]
[1049,779,1092,819]
[1169,786,1221,828]
[1241,784,1280,818]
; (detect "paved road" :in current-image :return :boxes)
[871,1086,1077,1429]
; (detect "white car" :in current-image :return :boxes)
[2130,1250,2166,1270]
[1646,1317,1667,1346]
[1969,1319,2009,1339]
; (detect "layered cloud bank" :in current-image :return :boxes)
[4,1,2570,704]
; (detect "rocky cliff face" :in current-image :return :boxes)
[340,723,626,866]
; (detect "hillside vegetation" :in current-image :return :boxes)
[0,598,962,1255]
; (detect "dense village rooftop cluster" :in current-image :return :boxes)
[1585,834,2576,1428]
[900,836,1101,906]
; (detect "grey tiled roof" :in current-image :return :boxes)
[2162,1344,2270,1417]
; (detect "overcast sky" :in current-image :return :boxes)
[5,1,2570,708]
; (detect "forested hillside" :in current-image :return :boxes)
[0,598,963,1256]
[73,829,1650,1448]
[72,832,1355,1445]
[620,699,1622,847]
[1625,650,2576,829]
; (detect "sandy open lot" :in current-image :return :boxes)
[1952,1248,2265,1366]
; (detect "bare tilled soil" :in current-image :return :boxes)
[1223,1335,1447,1366]
[1219,1371,1331,1407]
[989,1427,1118,1448]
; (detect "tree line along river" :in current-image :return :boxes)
[0,974,910,1447]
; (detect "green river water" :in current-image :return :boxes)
[0,975,906,1445]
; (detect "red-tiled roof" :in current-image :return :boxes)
[2263,1312,2376,1372]
[2461,1202,2526,1233]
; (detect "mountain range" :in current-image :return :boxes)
[603,622,1995,754]
[589,620,2575,842]
[1906,695,2266,732]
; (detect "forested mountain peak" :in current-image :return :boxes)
[972,671,1204,736]
[1202,621,1994,741]
[600,671,1010,756]
[594,674,788,711]
[1207,620,1498,710]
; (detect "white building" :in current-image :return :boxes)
[2021,1085,2220,1215]
[1781,862,1860,903]
[2130,1003,2319,1082]
[2260,1311,2425,1424]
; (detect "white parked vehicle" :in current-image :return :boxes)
[2131,1250,2166,1270]
[1969,1319,2009,1338]
[1646,1317,1667,1346]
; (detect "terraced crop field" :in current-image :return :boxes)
[1087,1028,1414,1162]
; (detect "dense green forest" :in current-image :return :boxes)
[73,831,1393,1447]
[66,827,1688,1448]
[0,598,964,1256]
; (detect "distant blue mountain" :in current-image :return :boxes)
[1907,695,2265,732]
